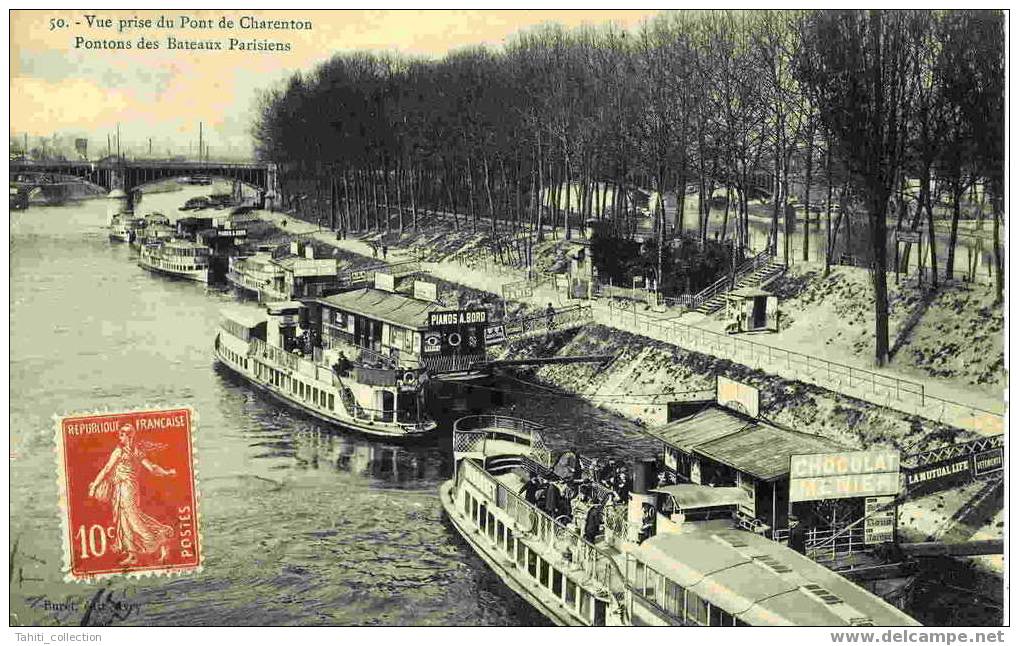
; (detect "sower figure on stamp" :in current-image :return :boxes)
[88,423,176,566]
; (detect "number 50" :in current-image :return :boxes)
[75,524,113,558]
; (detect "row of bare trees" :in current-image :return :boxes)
[252,10,1004,366]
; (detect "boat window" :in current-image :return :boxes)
[463,493,471,518]
[579,589,591,622]
[487,513,495,540]
[471,498,479,524]
[527,549,537,578]
[496,521,505,549]
[516,541,526,568]
[565,579,577,608]
[505,531,514,556]
[551,569,563,597]
[632,561,645,591]
[328,394,335,411]
[686,591,709,626]
[479,504,487,532]
[710,605,736,627]
[645,566,660,602]
[539,558,550,588]
[665,581,685,618]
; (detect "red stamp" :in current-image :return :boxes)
[55,408,201,581]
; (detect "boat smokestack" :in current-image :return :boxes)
[626,459,657,545]
[632,459,656,495]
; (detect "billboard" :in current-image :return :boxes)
[973,448,1004,476]
[904,455,972,496]
[789,449,901,502]
[374,272,395,292]
[484,324,507,346]
[427,309,487,357]
[864,496,896,544]
[414,280,438,302]
[716,376,759,418]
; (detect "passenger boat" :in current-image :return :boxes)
[129,212,175,247]
[109,214,146,243]
[227,241,340,302]
[439,415,921,627]
[226,247,282,297]
[137,239,211,283]
[214,301,437,438]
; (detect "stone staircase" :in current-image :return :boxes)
[692,252,786,315]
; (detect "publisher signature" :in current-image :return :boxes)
[20,588,141,626]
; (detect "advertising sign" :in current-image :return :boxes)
[863,495,896,544]
[972,448,1004,476]
[716,376,760,418]
[427,309,487,357]
[414,280,438,302]
[905,455,973,496]
[895,230,921,244]
[736,472,756,518]
[484,324,507,346]
[789,450,901,502]
[374,272,395,292]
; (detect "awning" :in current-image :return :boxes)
[649,484,750,509]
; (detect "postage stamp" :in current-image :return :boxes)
[54,407,201,581]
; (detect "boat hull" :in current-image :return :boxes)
[138,259,209,283]
[225,273,261,297]
[214,340,435,440]
[439,480,587,626]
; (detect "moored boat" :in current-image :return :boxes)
[214,301,437,438]
[109,214,146,243]
[439,415,922,627]
[137,238,211,283]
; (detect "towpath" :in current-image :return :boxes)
[261,211,1003,437]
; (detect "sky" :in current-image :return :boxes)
[10,9,662,159]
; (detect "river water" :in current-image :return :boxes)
[8,184,659,627]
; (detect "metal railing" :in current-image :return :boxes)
[689,249,775,309]
[804,525,869,563]
[458,458,626,597]
[249,338,303,372]
[903,434,1004,469]
[452,415,551,467]
[602,305,1003,435]
[502,304,593,342]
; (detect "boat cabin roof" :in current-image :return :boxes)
[318,288,441,331]
[220,307,265,329]
[649,484,748,510]
[633,527,920,626]
[265,300,305,315]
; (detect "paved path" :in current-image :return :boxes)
[260,211,1003,436]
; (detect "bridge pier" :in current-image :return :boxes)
[107,188,131,223]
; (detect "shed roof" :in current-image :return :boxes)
[695,423,845,482]
[318,288,440,330]
[649,405,846,482]
[649,406,754,452]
